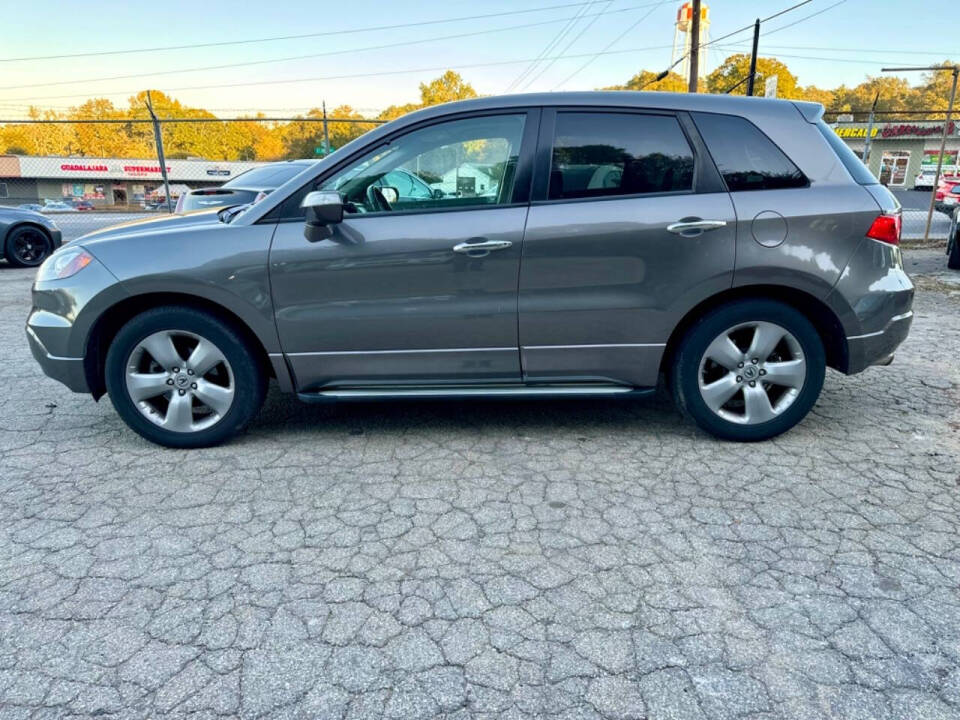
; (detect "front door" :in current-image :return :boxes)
[518,109,736,388]
[269,111,538,391]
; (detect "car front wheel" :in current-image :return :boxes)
[104,306,266,448]
[671,299,826,441]
[5,225,52,268]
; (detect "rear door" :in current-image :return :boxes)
[518,108,736,388]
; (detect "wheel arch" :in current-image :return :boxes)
[659,284,849,379]
[83,292,284,400]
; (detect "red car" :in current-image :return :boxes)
[73,200,95,211]
[934,175,960,201]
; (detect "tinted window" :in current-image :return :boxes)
[225,163,311,189]
[548,112,694,200]
[815,121,879,185]
[692,112,806,191]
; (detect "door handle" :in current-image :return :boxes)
[452,239,513,256]
[666,219,727,236]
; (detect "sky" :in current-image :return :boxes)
[0,0,954,118]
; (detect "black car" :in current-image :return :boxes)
[1,206,62,267]
[176,160,316,213]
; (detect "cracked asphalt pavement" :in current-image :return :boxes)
[1,249,959,719]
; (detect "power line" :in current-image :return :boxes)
[519,0,614,91]
[551,0,672,90]
[760,0,848,38]
[0,1,652,63]
[0,5,656,93]
[1,45,678,104]
[504,1,594,93]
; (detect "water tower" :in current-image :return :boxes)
[671,2,710,81]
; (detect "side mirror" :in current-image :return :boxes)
[301,190,343,242]
[379,186,399,205]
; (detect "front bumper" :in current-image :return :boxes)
[845,310,913,374]
[26,325,89,392]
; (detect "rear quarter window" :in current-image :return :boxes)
[692,112,807,191]
[814,121,879,185]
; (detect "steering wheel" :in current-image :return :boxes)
[365,184,393,212]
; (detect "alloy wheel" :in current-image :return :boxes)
[124,330,235,433]
[697,321,806,425]
[12,229,48,265]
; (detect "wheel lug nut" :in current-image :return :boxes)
[749,380,756,387]
[736,375,742,382]
[737,362,744,368]
[166,378,174,385]
[759,369,766,376]
[178,389,185,396]
[172,367,179,373]
[751,358,758,364]
[187,369,194,375]
[191,383,197,389]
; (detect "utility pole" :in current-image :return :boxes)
[322,101,331,157]
[883,65,959,242]
[862,92,879,166]
[688,0,701,93]
[145,91,172,214]
[746,18,760,96]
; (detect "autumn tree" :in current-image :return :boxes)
[605,70,690,93]
[705,54,801,97]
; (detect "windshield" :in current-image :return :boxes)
[224,163,310,189]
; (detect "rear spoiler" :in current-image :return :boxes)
[791,101,825,123]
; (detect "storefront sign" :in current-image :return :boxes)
[15,156,266,181]
[921,150,959,167]
[834,121,958,139]
[835,127,879,138]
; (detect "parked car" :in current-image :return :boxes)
[913,169,938,190]
[18,203,43,212]
[934,175,960,201]
[73,200,96,211]
[948,208,960,269]
[41,201,77,213]
[1,206,62,267]
[26,92,914,448]
[175,160,316,213]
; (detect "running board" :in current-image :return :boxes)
[297,384,654,403]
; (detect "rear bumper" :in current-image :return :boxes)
[845,310,913,374]
[26,325,89,393]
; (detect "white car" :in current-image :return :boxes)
[914,170,938,190]
[40,201,78,213]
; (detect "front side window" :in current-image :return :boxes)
[693,112,807,191]
[548,112,695,200]
[316,114,526,215]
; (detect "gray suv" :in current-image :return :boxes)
[26,92,914,448]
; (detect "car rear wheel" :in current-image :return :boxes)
[5,225,52,268]
[671,299,825,441]
[105,306,266,448]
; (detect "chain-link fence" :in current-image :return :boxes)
[1,115,955,243]
[0,116,384,241]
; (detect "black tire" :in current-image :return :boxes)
[104,306,266,448]
[948,211,960,270]
[4,225,52,268]
[671,299,826,442]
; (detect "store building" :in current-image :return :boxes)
[0,155,267,208]
[833,120,960,189]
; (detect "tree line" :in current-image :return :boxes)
[1,58,955,162]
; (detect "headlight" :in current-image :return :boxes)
[37,247,93,282]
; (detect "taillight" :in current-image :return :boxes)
[866,213,901,246]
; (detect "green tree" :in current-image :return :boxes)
[705,54,800,97]
[418,71,478,106]
[605,70,690,93]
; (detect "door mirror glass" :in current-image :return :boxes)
[301,190,343,242]
[379,186,399,205]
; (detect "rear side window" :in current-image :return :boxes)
[692,112,807,191]
[549,112,694,200]
[815,121,879,185]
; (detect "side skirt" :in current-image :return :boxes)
[296,383,655,404]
